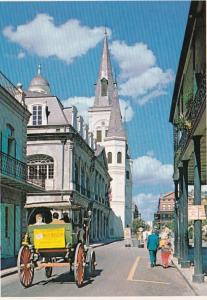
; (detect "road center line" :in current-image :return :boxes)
[131,279,170,285]
[127,256,140,281]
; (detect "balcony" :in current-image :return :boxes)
[0,151,45,192]
[174,73,206,166]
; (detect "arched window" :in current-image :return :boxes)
[32,105,42,126]
[101,78,108,96]
[117,152,122,163]
[27,154,54,179]
[107,152,112,164]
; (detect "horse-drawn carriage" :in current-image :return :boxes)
[18,203,96,288]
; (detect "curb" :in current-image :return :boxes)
[171,260,198,296]
[1,239,122,278]
[1,268,18,278]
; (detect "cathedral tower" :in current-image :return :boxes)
[88,32,132,236]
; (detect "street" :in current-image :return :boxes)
[1,240,195,297]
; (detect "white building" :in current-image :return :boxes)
[23,66,111,241]
[88,33,133,236]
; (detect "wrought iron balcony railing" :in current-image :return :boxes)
[188,73,206,124]
[174,73,206,166]
[0,151,45,188]
[0,151,26,181]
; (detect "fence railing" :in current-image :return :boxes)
[174,73,206,166]
[0,151,45,188]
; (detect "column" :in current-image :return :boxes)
[93,208,97,241]
[192,136,204,283]
[181,160,190,268]
[69,142,74,190]
[97,210,100,240]
[178,166,184,264]
[174,180,179,257]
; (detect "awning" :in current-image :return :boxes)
[24,201,81,209]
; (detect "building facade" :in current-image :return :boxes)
[169,1,206,282]
[155,192,175,227]
[0,71,44,265]
[88,33,133,236]
[24,67,111,241]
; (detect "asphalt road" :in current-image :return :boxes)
[1,240,195,297]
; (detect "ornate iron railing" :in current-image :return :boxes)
[0,151,45,188]
[0,151,26,181]
[0,71,22,101]
[174,73,206,166]
[188,73,206,124]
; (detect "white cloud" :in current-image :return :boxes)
[110,40,174,105]
[62,96,94,123]
[62,96,134,123]
[17,51,25,59]
[133,155,173,185]
[3,14,111,64]
[111,41,156,79]
[133,193,160,221]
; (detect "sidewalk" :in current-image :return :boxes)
[171,256,207,296]
[0,238,121,278]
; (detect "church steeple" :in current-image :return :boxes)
[106,84,126,140]
[94,31,115,107]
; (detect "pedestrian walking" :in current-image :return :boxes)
[160,235,172,268]
[147,229,159,267]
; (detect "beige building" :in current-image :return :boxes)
[24,66,112,241]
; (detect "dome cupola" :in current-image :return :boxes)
[28,65,51,95]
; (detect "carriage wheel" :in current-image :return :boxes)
[74,243,85,287]
[17,245,34,288]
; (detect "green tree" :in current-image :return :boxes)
[132,218,146,234]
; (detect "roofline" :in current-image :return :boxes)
[169,1,203,123]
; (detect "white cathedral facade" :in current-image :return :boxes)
[19,32,132,239]
[89,33,133,234]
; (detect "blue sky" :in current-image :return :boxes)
[0,1,190,220]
